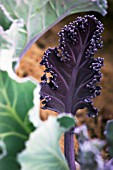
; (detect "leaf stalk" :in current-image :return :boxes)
[64,129,76,170]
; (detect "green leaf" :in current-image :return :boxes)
[0,0,107,75]
[0,5,11,30]
[104,120,113,157]
[0,140,7,159]
[0,71,36,169]
[0,19,25,80]
[18,114,75,170]
[57,113,75,130]
[28,85,42,128]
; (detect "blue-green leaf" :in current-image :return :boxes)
[18,114,75,170]
[104,120,113,157]
[0,0,107,76]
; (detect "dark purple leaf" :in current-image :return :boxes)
[40,15,104,117]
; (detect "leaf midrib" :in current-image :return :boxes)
[64,21,92,114]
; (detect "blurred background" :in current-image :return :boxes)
[16,0,113,151]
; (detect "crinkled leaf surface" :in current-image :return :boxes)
[0,71,36,169]
[0,0,107,74]
[40,15,104,116]
[18,114,75,170]
[104,120,113,157]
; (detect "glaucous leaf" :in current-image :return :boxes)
[18,114,75,170]
[104,120,113,157]
[105,159,113,170]
[0,71,36,169]
[0,0,107,75]
[28,85,42,128]
[0,19,25,80]
[40,15,104,117]
[77,140,104,170]
[74,125,105,170]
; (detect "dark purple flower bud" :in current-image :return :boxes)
[40,15,104,117]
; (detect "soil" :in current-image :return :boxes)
[16,1,113,155]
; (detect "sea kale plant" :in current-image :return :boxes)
[40,15,104,170]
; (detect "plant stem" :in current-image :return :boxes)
[64,129,76,170]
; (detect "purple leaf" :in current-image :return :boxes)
[40,15,104,117]
[105,159,113,170]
